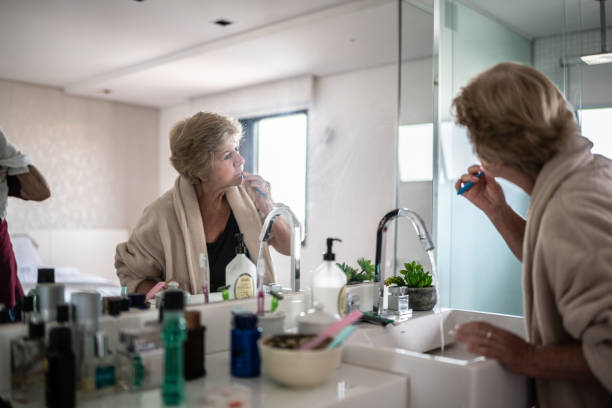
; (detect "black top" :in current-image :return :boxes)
[207,211,250,292]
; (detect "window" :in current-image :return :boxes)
[579,107,612,159]
[239,111,308,242]
[398,123,433,182]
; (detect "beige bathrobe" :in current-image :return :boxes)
[523,136,612,407]
[115,176,275,294]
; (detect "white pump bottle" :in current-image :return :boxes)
[310,238,347,317]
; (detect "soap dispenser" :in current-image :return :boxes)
[310,238,347,317]
[225,233,256,299]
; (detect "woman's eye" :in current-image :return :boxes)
[225,152,233,160]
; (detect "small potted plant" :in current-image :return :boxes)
[384,261,436,311]
[336,258,375,285]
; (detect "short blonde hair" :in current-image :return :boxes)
[169,112,242,182]
[452,62,578,179]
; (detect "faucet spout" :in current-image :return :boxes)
[373,208,434,314]
[257,204,302,292]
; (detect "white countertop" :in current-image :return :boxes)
[12,351,408,408]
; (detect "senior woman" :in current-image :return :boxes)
[451,63,612,407]
[116,112,291,296]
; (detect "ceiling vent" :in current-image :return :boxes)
[214,19,233,27]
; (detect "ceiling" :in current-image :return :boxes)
[4,0,601,109]
[463,0,612,39]
[0,0,435,108]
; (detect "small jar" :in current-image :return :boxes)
[297,303,338,335]
[231,313,261,378]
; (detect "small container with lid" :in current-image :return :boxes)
[161,290,187,405]
[297,303,339,335]
[11,318,46,403]
[231,313,261,378]
[184,310,206,381]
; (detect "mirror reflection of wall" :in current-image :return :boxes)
[433,0,612,315]
[0,0,407,301]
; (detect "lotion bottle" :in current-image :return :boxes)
[310,238,347,317]
[225,233,256,299]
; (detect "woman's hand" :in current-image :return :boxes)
[455,165,507,220]
[243,172,274,218]
[452,321,536,376]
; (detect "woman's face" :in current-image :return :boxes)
[208,142,244,188]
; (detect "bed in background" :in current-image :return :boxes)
[10,232,123,300]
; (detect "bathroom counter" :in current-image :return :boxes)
[12,351,408,408]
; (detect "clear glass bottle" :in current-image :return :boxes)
[161,290,187,405]
[10,317,46,404]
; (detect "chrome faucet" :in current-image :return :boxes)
[373,208,434,315]
[257,204,302,292]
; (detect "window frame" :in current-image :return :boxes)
[239,109,309,245]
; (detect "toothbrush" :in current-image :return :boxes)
[257,289,265,316]
[326,325,357,349]
[202,282,209,304]
[457,171,484,195]
[300,310,363,351]
[242,172,267,198]
[269,290,283,313]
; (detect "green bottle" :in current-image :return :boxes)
[161,290,187,405]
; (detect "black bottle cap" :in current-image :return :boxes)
[0,305,8,324]
[108,299,121,317]
[234,233,246,254]
[323,238,342,261]
[163,290,184,311]
[128,293,146,308]
[233,313,258,330]
[48,326,72,352]
[37,268,55,283]
[56,303,70,323]
[22,296,34,312]
[28,320,45,339]
[120,297,130,311]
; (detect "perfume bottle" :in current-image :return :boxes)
[10,317,46,403]
[46,326,76,408]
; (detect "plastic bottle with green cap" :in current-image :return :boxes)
[161,290,187,405]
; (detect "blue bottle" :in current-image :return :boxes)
[231,313,261,377]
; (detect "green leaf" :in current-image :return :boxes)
[398,260,433,288]
[384,276,406,286]
[357,258,375,281]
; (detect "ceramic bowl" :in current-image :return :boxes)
[258,334,342,387]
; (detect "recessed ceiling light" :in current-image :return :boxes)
[214,19,233,27]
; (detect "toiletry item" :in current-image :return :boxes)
[117,327,163,391]
[10,318,46,403]
[360,311,394,327]
[311,238,347,317]
[300,310,362,351]
[46,326,76,408]
[119,297,130,312]
[457,171,484,195]
[161,290,187,405]
[184,310,206,381]
[231,313,261,378]
[44,303,73,345]
[107,299,122,354]
[258,311,286,337]
[21,295,34,324]
[297,303,339,335]
[0,304,9,324]
[36,283,65,322]
[128,293,148,309]
[200,253,210,304]
[93,332,116,393]
[37,267,55,283]
[225,233,256,299]
[387,286,411,317]
[326,325,357,349]
[71,292,102,392]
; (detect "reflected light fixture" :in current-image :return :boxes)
[580,0,612,65]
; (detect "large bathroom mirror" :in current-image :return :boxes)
[0,0,422,303]
[427,0,612,314]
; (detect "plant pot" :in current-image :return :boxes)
[406,286,437,311]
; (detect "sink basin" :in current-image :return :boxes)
[344,309,529,408]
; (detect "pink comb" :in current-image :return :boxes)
[300,310,363,351]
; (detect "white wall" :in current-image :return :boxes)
[0,79,159,279]
[159,65,399,288]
